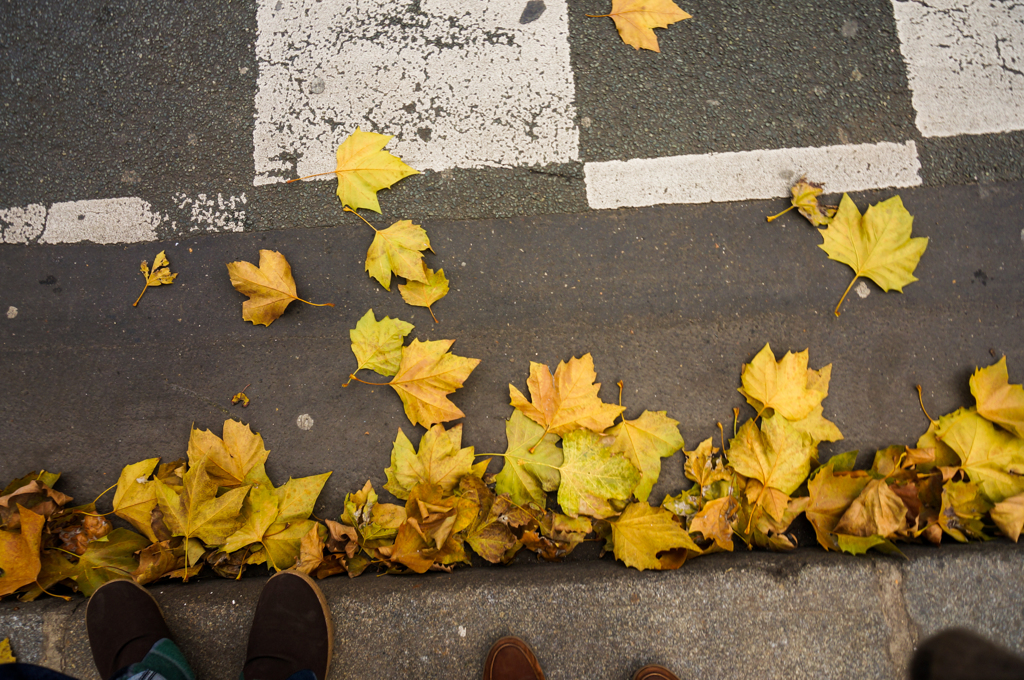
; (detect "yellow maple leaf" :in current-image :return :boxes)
[607,410,684,503]
[384,424,475,500]
[186,420,270,489]
[399,267,449,323]
[289,127,419,213]
[388,339,480,428]
[509,354,625,439]
[609,502,700,571]
[738,343,828,421]
[971,356,1024,439]
[133,250,178,307]
[227,250,334,327]
[818,194,928,316]
[587,0,691,52]
[364,219,431,291]
[728,416,815,525]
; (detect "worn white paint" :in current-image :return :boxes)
[0,204,47,244]
[173,192,247,233]
[892,0,1024,137]
[253,0,579,185]
[41,198,163,245]
[855,281,871,299]
[297,414,314,430]
[5,306,17,320]
[584,142,922,210]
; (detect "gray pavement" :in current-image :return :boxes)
[4,543,1024,680]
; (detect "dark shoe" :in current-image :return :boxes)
[483,637,544,680]
[86,579,173,680]
[910,628,1024,680]
[243,571,334,680]
[633,666,680,680]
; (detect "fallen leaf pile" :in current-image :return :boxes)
[4,342,1023,599]
[767,179,929,316]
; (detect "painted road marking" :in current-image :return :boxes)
[892,0,1024,137]
[583,141,922,210]
[253,0,578,185]
[0,194,247,245]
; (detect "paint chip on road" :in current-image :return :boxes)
[297,413,314,430]
[855,281,871,299]
[5,306,17,319]
[584,141,922,210]
[892,0,1024,137]
[253,0,578,184]
[0,204,47,244]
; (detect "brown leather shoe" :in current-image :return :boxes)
[87,579,173,680]
[243,571,334,680]
[483,637,544,680]
[633,665,680,680]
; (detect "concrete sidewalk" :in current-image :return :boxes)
[3,543,1024,680]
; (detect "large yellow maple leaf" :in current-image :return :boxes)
[818,194,928,316]
[389,339,480,428]
[384,424,475,499]
[509,354,625,438]
[738,343,828,421]
[588,0,691,53]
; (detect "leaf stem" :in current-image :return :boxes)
[427,305,438,324]
[585,13,611,17]
[133,283,149,307]
[91,482,119,507]
[916,385,936,424]
[834,275,859,317]
[733,408,740,438]
[287,170,340,183]
[347,374,391,387]
[717,422,725,454]
[344,206,378,232]
[766,204,796,222]
[295,297,335,308]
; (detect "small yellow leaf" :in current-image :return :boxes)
[134,250,178,307]
[399,268,449,323]
[0,638,16,664]
[348,309,414,380]
[588,0,691,53]
[767,177,837,226]
[227,250,333,327]
[366,221,431,291]
[971,356,1024,439]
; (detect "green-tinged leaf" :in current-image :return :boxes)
[556,430,640,519]
[263,519,318,571]
[608,410,684,503]
[493,409,563,509]
[936,408,1024,503]
[349,309,414,378]
[72,529,150,596]
[836,534,905,557]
